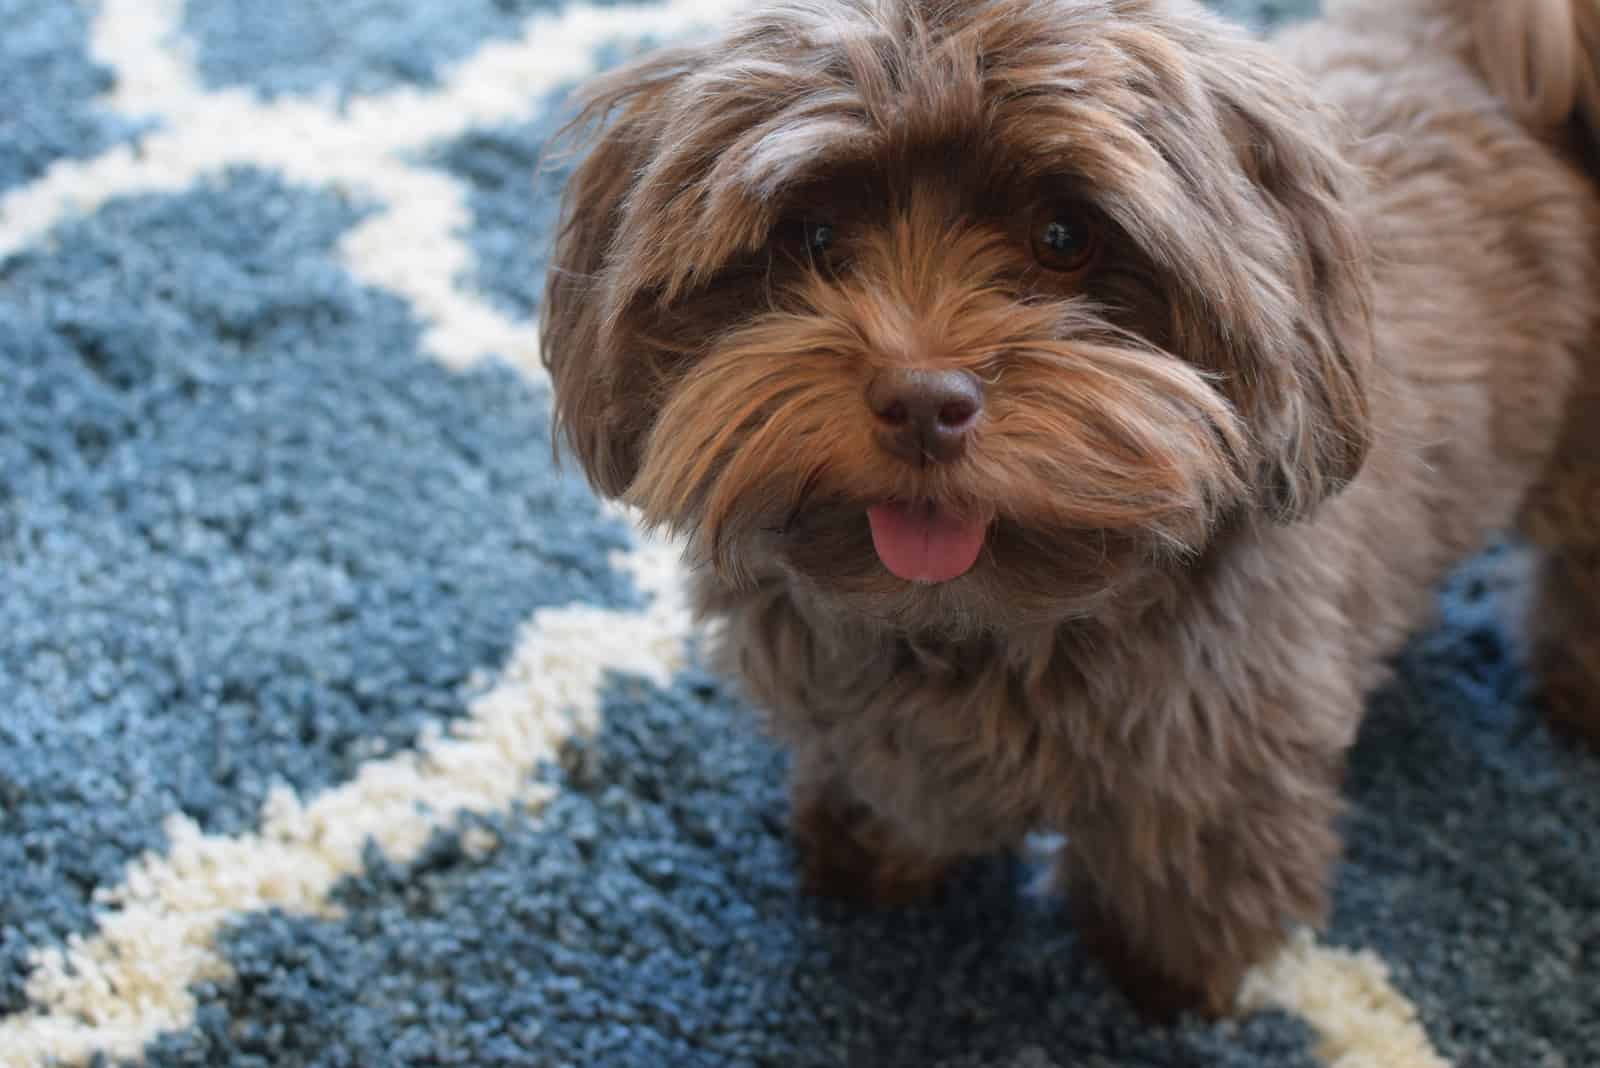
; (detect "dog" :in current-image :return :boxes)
[540,0,1600,1019]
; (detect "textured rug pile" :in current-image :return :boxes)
[2,1,1596,1065]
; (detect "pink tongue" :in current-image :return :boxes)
[866,502,990,583]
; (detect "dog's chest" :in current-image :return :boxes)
[771,621,1105,847]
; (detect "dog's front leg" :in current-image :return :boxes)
[1056,742,1347,1021]
[698,578,968,907]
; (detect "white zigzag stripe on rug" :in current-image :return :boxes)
[0,524,691,1068]
[0,0,747,374]
[1239,930,1452,1068]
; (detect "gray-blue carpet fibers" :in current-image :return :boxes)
[0,2,1595,1065]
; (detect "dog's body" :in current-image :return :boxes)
[543,0,1600,1018]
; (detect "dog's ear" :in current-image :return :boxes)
[1192,32,1376,522]
[539,52,695,499]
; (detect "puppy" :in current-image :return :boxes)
[541,0,1600,1019]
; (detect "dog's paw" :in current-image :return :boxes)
[790,793,953,907]
[1071,890,1244,1023]
[1534,671,1600,752]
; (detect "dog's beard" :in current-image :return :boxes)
[625,290,1250,634]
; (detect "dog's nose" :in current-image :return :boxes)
[867,368,983,465]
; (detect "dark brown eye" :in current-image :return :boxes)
[1030,205,1099,274]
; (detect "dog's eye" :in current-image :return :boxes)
[771,217,843,272]
[1031,205,1099,274]
[804,219,836,257]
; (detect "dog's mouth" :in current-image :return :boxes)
[865,500,994,584]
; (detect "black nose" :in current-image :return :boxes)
[867,368,983,465]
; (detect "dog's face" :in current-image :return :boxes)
[542,0,1373,633]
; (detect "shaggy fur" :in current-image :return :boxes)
[541,0,1600,1019]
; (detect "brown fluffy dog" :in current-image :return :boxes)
[541,0,1600,1019]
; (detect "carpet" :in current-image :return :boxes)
[1,1,1596,1065]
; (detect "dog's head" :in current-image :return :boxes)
[542,0,1373,632]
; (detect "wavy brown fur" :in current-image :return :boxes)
[541,0,1600,1020]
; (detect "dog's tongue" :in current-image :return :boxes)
[866,501,989,583]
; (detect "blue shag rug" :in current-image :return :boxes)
[1,2,1596,1065]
